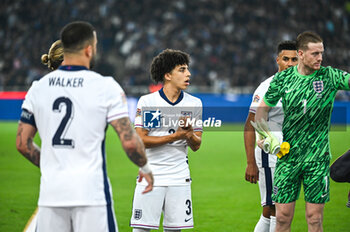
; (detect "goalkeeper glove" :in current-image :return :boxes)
[250,119,281,156]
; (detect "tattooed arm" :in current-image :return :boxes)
[110,117,153,193]
[16,122,40,167]
[110,117,147,166]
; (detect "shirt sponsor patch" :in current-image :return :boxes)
[253,95,260,103]
[181,111,192,118]
[136,108,141,117]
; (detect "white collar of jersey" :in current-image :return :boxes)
[158,88,184,106]
[59,65,88,71]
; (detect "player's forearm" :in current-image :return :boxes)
[255,100,270,123]
[124,134,148,167]
[111,117,147,167]
[244,113,257,164]
[186,132,202,151]
[16,122,40,167]
[17,138,41,167]
[140,133,180,148]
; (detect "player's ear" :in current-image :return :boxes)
[164,73,172,82]
[297,49,303,59]
[85,45,92,58]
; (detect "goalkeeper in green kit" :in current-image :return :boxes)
[255,31,350,232]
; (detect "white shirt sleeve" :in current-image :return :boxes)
[21,81,38,113]
[134,96,145,128]
[249,79,269,114]
[105,78,129,122]
[193,99,203,132]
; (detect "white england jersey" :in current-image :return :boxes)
[134,88,202,186]
[21,65,129,207]
[250,75,283,167]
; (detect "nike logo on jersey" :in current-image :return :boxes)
[321,193,328,198]
[185,217,192,222]
[285,89,293,93]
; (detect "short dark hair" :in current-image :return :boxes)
[296,31,323,51]
[150,49,190,83]
[277,40,297,55]
[60,21,95,53]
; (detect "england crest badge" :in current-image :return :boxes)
[313,80,324,98]
[313,81,324,93]
[134,209,142,220]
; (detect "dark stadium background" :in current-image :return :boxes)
[1,0,350,98]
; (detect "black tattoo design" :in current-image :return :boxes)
[24,138,41,167]
[17,123,40,167]
[128,150,145,166]
[16,127,23,148]
[115,117,133,141]
[111,117,147,167]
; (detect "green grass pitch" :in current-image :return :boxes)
[0,122,349,231]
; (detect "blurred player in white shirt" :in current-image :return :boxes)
[130,49,202,232]
[16,21,153,232]
[244,41,298,232]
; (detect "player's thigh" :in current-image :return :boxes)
[303,161,330,203]
[72,205,118,232]
[37,206,71,232]
[163,185,193,229]
[273,161,302,203]
[130,185,166,229]
[258,167,275,206]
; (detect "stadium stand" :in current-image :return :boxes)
[0,0,350,95]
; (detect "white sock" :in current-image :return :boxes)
[269,216,276,232]
[133,229,150,232]
[254,214,270,232]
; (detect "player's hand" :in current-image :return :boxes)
[138,170,154,194]
[179,116,192,130]
[245,163,259,184]
[257,138,265,150]
[178,116,194,140]
[174,117,193,140]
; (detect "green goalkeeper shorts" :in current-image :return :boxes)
[272,159,330,204]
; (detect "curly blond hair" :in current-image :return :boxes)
[41,40,64,70]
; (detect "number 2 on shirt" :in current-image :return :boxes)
[52,97,75,148]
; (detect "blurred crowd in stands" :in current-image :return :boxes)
[1,0,350,97]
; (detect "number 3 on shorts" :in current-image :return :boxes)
[185,199,191,215]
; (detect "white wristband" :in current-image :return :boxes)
[140,163,152,174]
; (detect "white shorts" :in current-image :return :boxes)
[258,166,275,207]
[130,185,193,230]
[37,205,118,232]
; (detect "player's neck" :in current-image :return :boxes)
[62,53,90,69]
[297,63,315,76]
[162,85,182,103]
